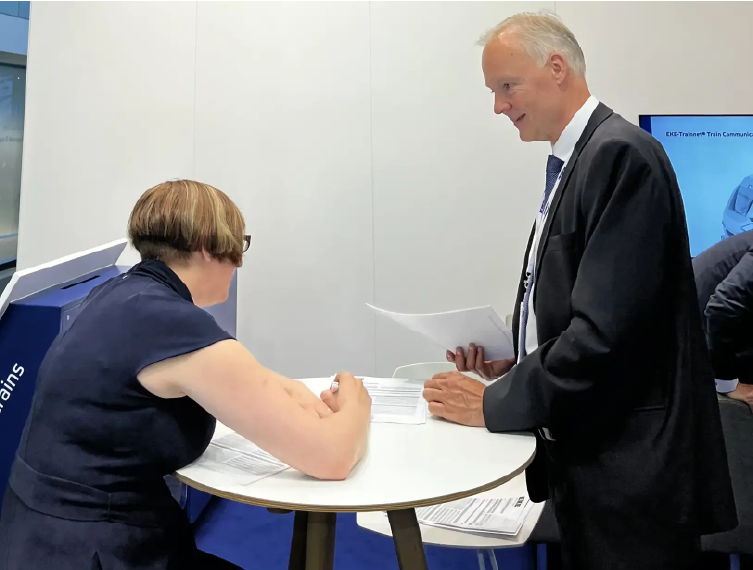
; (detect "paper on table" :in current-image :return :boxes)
[367,304,514,361]
[416,496,534,536]
[187,433,289,486]
[361,377,426,425]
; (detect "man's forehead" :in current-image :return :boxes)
[483,32,526,65]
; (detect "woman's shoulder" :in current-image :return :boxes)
[134,280,231,333]
[77,274,233,374]
[82,274,212,334]
[126,280,218,328]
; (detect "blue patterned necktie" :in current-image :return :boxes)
[519,155,565,360]
[540,155,566,214]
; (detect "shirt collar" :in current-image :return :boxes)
[129,259,193,303]
[551,95,599,163]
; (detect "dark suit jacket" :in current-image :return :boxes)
[694,229,753,314]
[482,103,737,535]
[693,230,753,382]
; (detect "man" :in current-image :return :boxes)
[422,12,737,570]
[693,229,753,411]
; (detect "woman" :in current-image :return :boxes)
[0,180,372,569]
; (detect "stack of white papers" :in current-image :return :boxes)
[416,496,534,536]
[361,377,426,425]
[188,433,290,485]
[367,304,514,361]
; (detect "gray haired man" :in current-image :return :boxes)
[423,12,737,570]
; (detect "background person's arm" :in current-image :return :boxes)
[705,250,753,392]
[138,340,371,480]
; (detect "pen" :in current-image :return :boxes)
[330,374,339,392]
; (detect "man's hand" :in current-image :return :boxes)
[422,372,486,427]
[284,380,333,418]
[447,344,516,380]
[727,383,753,413]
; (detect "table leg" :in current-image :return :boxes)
[305,512,337,570]
[387,508,429,570]
[288,511,308,570]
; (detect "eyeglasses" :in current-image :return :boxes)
[242,234,252,253]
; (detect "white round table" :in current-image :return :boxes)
[176,377,536,570]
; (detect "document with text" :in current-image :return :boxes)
[360,377,427,425]
[416,496,534,536]
[367,304,515,361]
[189,433,289,486]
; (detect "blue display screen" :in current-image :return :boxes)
[639,115,753,257]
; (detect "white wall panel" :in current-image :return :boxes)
[18,1,197,269]
[370,1,554,376]
[556,1,753,121]
[18,1,753,379]
[193,1,375,378]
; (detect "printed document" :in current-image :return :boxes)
[417,496,534,536]
[361,377,426,425]
[367,304,515,361]
[189,433,289,485]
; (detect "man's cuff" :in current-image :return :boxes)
[715,378,739,393]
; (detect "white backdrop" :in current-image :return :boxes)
[17,1,753,377]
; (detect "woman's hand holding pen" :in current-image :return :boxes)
[321,372,371,417]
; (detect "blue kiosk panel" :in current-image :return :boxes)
[0,264,234,524]
[0,265,125,508]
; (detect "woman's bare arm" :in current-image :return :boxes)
[137,340,371,480]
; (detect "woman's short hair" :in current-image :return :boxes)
[128,179,246,267]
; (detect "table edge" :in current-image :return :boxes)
[174,446,536,513]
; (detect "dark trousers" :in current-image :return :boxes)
[550,479,701,570]
[189,551,243,570]
[0,486,244,570]
[92,550,242,570]
[541,434,703,570]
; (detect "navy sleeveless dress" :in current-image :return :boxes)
[0,260,241,569]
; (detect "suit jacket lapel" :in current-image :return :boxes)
[534,103,614,273]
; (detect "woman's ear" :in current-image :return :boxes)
[200,250,213,263]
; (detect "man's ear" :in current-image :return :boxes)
[549,52,567,84]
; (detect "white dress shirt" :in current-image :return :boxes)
[520,95,600,360]
[715,379,739,393]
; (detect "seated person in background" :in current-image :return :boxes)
[693,229,753,411]
[0,180,371,570]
